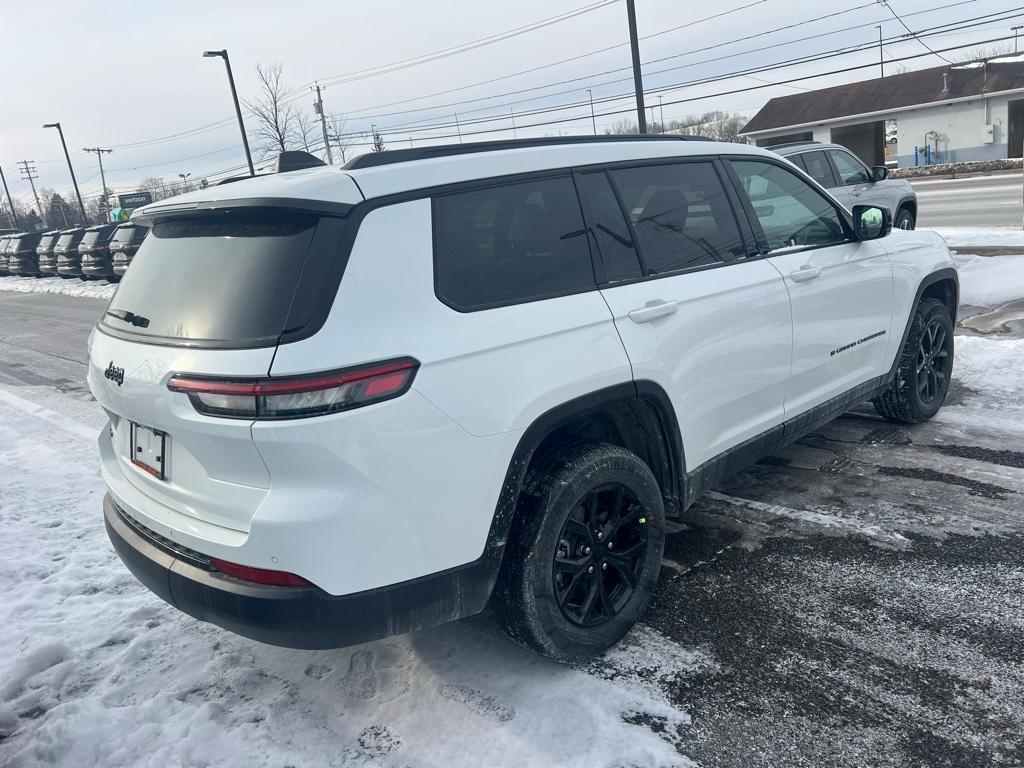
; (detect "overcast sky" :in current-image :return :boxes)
[0,0,1018,208]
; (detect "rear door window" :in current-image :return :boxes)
[432,175,595,310]
[103,209,327,344]
[608,161,745,274]
[575,171,642,283]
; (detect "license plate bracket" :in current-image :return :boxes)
[130,422,167,480]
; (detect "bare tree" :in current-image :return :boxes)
[295,110,318,153]
[371,128,386,152]
[328,113,358,163]
[246,63,298,155]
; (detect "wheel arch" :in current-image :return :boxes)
[888,267,959,380]
[479,381,685,597]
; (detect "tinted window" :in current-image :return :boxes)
[608,162,744,274]
[576,171,642,283]
[37,234,58,250]
[9,234,40,251]
[112,224,148,244]
[433,175,594,310]
[56,231,82,248]
[730,160,847,251]
[81,227,113,246]
[104,210,321,343]
[797,151,836,188]
[829,150,871,185]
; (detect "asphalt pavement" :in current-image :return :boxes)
[912,173,1023,228]
[1,288,1021,767]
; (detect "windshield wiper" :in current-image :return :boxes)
[106,309,150,328]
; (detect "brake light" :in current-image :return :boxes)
[167,357,419,419]
[211,557,313,587]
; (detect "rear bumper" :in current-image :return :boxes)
[82,260,115,277]
[9,257,41,276]
[103,494,496,649]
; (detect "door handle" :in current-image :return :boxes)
[790,264,822,283]
[628,299,678,324]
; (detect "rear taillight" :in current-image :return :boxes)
[211,557,313,587]
[167,357,419,420]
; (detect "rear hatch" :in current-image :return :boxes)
[79,226,114,265]
[89,207,350,533]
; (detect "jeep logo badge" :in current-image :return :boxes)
[104,362,125,387]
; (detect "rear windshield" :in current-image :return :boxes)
[56,232,82,248]
[112,224,148,244]
[103,210,322,344]
[9,234,39,251]
[37,234,58,250]
[81,229,110,246]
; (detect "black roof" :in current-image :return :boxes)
[342,134,712,170]
[743,58,1024,134]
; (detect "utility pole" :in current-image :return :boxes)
[312,84,334,165]
[203,50,255,176]
[511,107,517,138]
[17,160,45,228]
[0,162,18,228]
[43,123,87,223]
[454,112,463,144]
[658,95,665,132]
[877,25,884,78]
[587,89,597,135]
[626,0,647,133]
[83,147,112,222]
[1014,25,1023,54]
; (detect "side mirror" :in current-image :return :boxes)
[871,166,888,182]
[853,205,892,240]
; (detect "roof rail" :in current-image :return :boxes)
[342,134,713,170]
[763,140,822,151]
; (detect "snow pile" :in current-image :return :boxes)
[955,252,1024,307]
[952,336,1024,399]
[0,276,116,301]
[0,385,697,768]
[922,227,1024,249]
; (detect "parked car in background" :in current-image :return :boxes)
[7,231,45,276]
[0,234,13,275]
[55,227,86,279]
[92,137,957,661]
[110,222,149,278]
[36,230,62,276]
[80,223,119,281]
[771,141,917,229]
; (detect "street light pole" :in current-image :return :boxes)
[587,89,597,135]
[877,25,884,78]
[178,172,192,192]
[203,49,255,176]
[625,0,647,133]
[1013,25,1023,54]
[43,122,87,223]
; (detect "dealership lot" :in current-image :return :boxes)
[1,245,1022,768]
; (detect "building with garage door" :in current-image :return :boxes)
[741,55,1024,168]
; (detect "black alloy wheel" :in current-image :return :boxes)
[553,483,648,627]
[917,316,950,404]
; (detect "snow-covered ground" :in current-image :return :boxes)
[0,276,116,301]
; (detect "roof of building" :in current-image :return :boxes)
[742,57,1024,135]
[133,136,770,221]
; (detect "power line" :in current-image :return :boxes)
[878,0,953,64]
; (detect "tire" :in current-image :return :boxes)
[492,443,666,661]
[873,297,954,424]
[894,206,915,230]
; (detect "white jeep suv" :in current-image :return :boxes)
[88,136,957,660]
